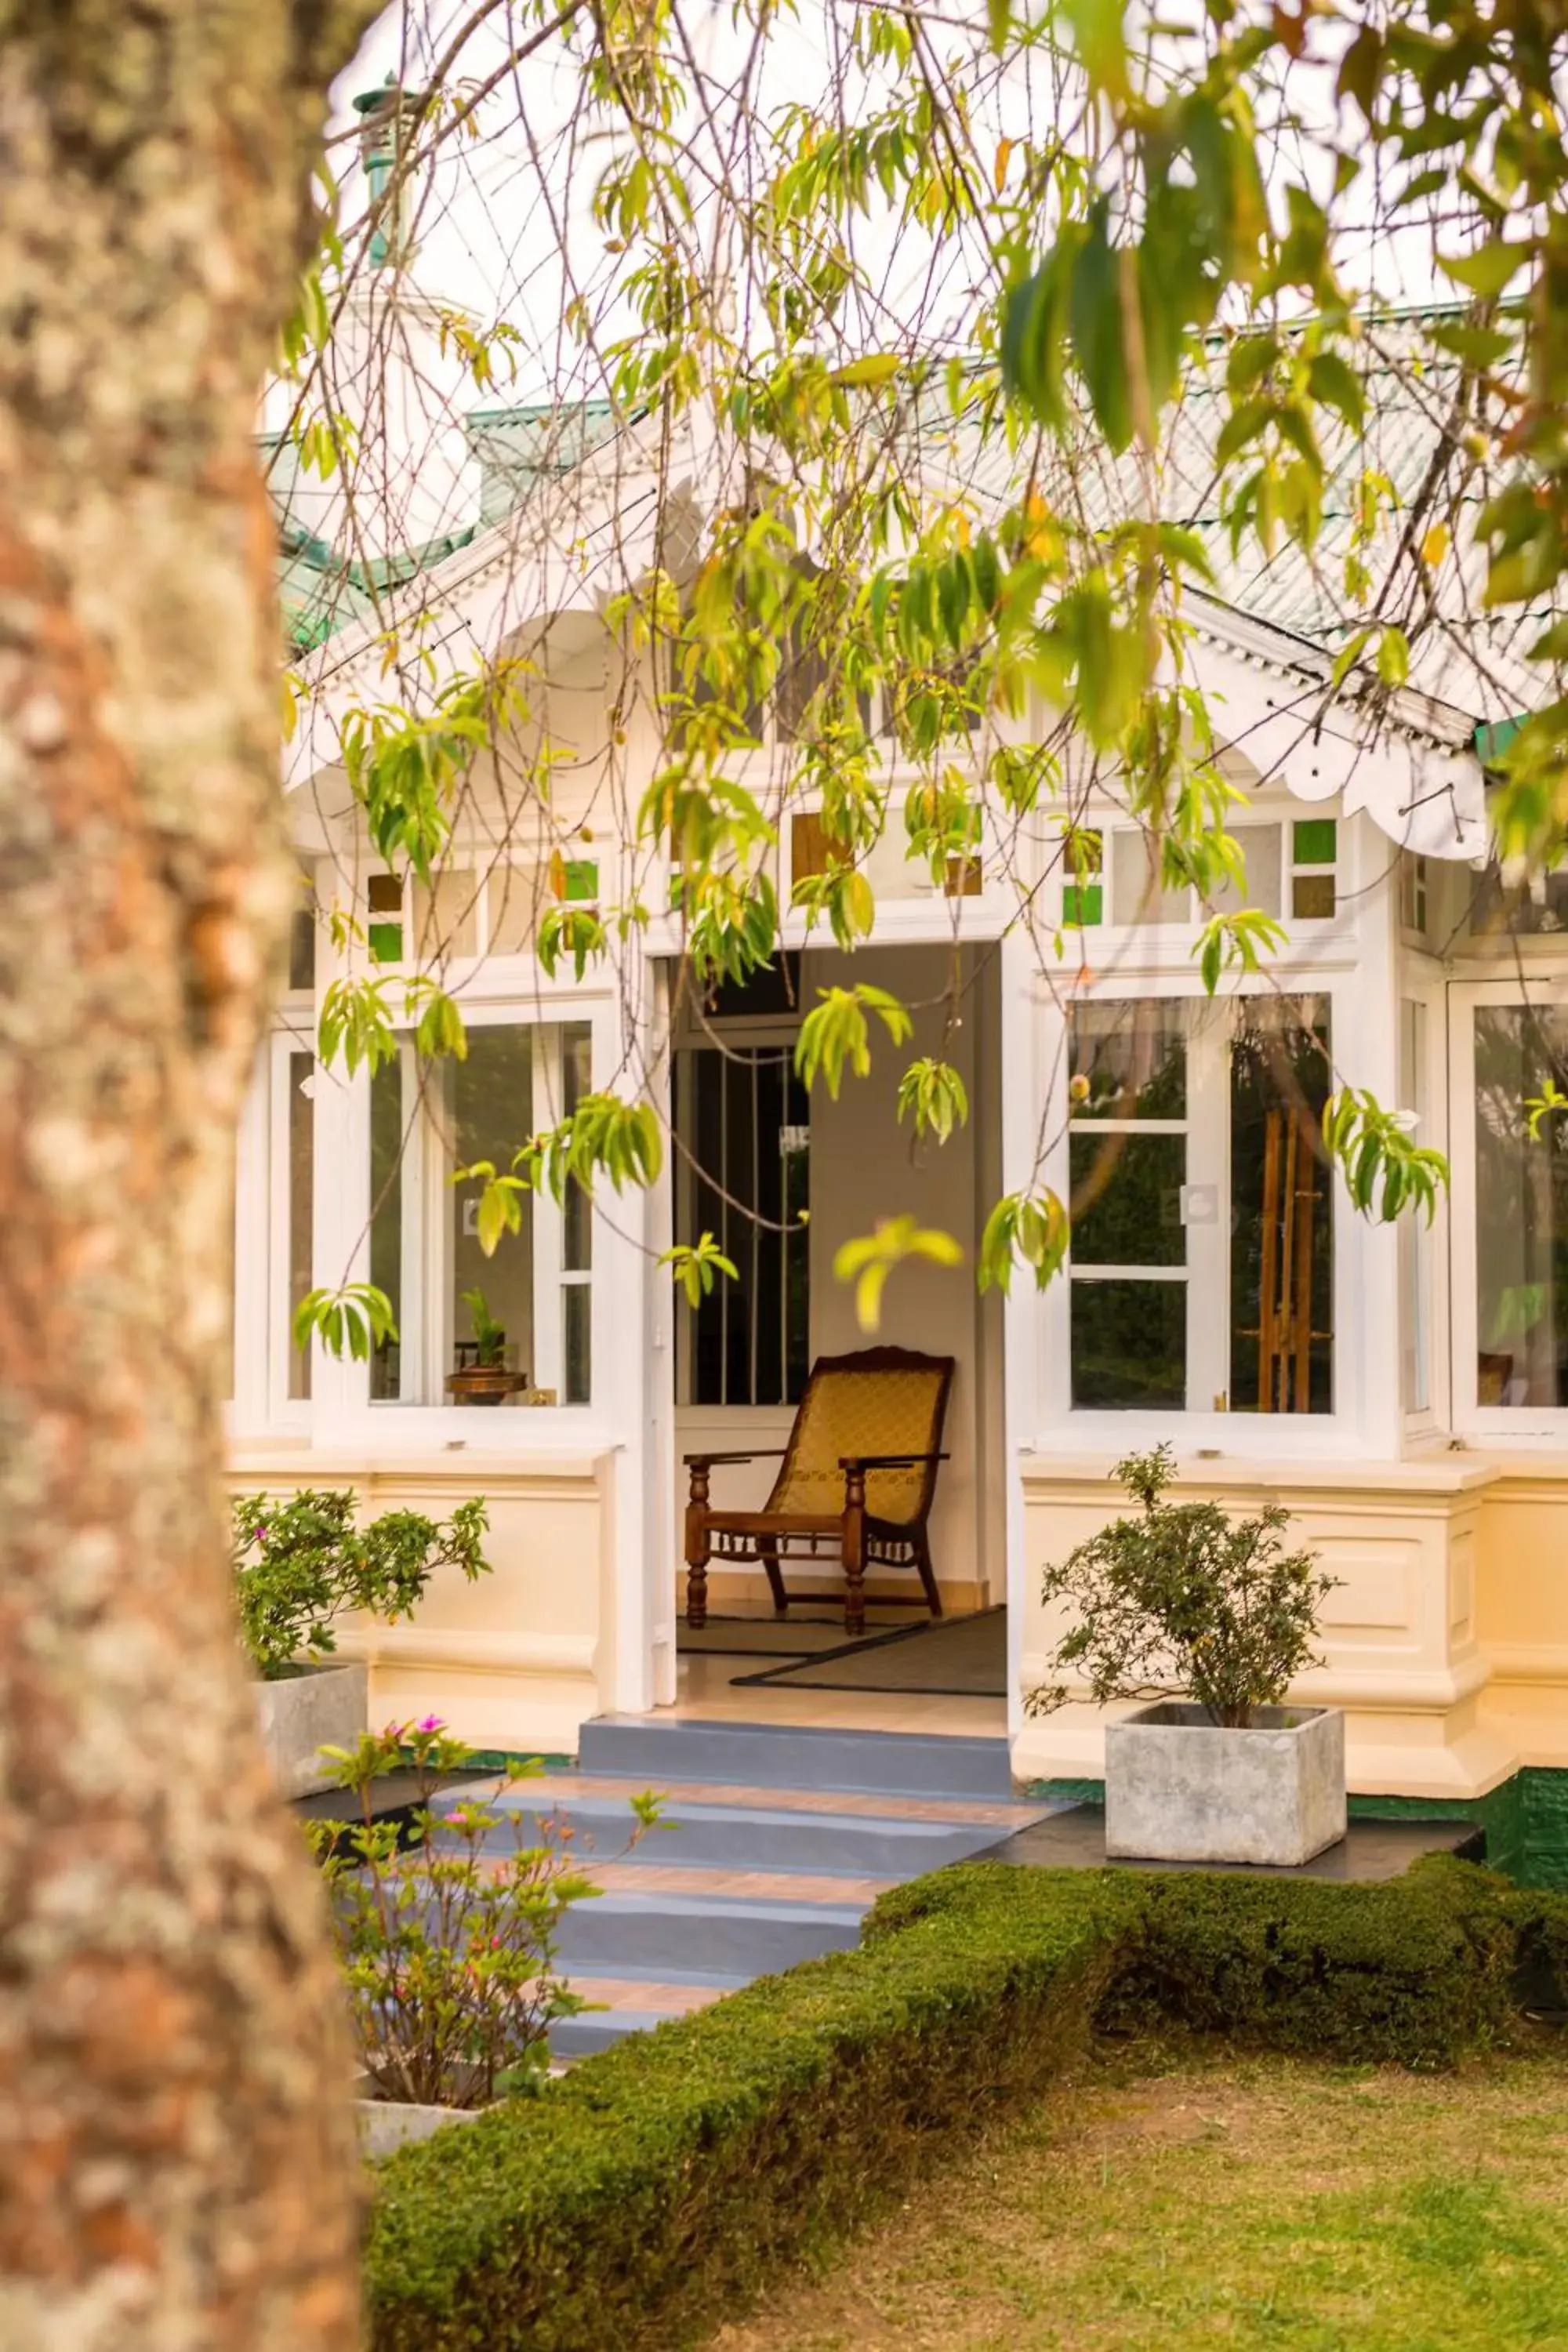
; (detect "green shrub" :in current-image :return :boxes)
[361,1857,1568,2352]
[232,1487,490,1679]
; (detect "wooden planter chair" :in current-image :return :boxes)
[683,1345,954,1637]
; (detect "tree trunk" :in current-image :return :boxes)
[0,9,379,2346]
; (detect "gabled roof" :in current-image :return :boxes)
[278,308,1532,859]
[265,399,622,653]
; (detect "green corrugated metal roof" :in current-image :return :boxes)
[267,400,622,654]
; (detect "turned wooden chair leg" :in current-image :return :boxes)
[842,1463,867,1636]
[684,1462,712,1630]
[758,1535,788,1616]
[914,1530,943,1619]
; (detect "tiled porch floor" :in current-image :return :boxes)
[670,1638,1007,1737]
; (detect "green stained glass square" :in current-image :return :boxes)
[368,921,403,964]
[564,858,600,902]
[1062,883,1103,928]
[1293,818,1337,868]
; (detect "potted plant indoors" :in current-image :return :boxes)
[1029,1446,1345,1867]
[233,1490,491,1795]
[308,1716,660,2154]
[446,1286,525,1405]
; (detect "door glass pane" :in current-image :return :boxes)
[1069,1000,1187,1117]
[681,1046,811,1406]
[368,1059,403,1401]
[287,1051,314,1401]
[1069,1133,1186,1265]
[451,1028,535,1388]
[1475,1005,1568,1407]
[1229,995,1333,1414]
[1072,1280,1186,1407]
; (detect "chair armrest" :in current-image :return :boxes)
[838,1451,950,1470]
[684,1450,788,1469]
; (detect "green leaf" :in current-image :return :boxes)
[1306,350,1366,435]
[1330,627,1374,689]
[829,354,902,387]
[896,1058,971,1143]
[1069,216,1133,455]
[833,1216,964,1333]
[1376,626,1410,688]
[1438,241,1528,299]
[1336,24,1383,120]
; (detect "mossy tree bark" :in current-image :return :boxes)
[0,7,379,2347]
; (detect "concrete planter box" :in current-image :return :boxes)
[356,2098,485,2159]
[1105,1702,1347,1867]
[253,1661,367,1798]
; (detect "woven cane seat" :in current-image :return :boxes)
[765,1353,949,1526]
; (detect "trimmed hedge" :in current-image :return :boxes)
[364,1858,1568,2352]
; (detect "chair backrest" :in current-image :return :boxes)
[767,1347,954,1527]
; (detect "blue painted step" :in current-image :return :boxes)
[554,1889,869,1976]
[579,1715,1015,1799]
[450,1791,1017,1878]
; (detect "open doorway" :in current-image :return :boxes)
[665,942,1008,1733]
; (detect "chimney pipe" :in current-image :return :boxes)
[353,79,424,270]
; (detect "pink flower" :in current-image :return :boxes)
[416,1714,445,1734]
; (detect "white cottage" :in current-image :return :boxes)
[232,264,1568,1881]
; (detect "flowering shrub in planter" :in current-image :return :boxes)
[308,1719,661,2119]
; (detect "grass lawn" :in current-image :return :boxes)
[710,2042,1568,2351]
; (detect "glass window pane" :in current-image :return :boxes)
[561,1023,592,1273]
[489,865,546,957]
[1399,1000,1430,1414]
[1071,1279,1186,1407]
[1069,1133,1186,1266]
[1229,996,1333,1414]
[1475,1006,1568,1407]
[368,871,404,965]
[1293,818,1337,866]
[368,1059,404,1401]
[410,869,479,960]
[1292,871,1337,920]
[287,1051,314,1401]
[288,865,316,991]
[1209,825,1282,919]
[451,1028,535,1388]
[1069,1001,1188,1118]
[1110,833,1189,927]
[563,1283,591,1404]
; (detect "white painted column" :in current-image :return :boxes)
[1000,924,1044,1758]
[1337,812,1404,1457]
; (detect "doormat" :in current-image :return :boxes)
[732,1606,1007,1697]
[677,1616,856,1658]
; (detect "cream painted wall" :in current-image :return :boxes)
[1474,1462,1568,1770]
[1014,1451,1568,1802]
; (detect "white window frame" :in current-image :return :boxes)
[307,991,619,1447]
[1449,972,1568,1441]
[1033,968,1378,1457]
[1058,804,1349,946]
[228,1019,315,1438]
